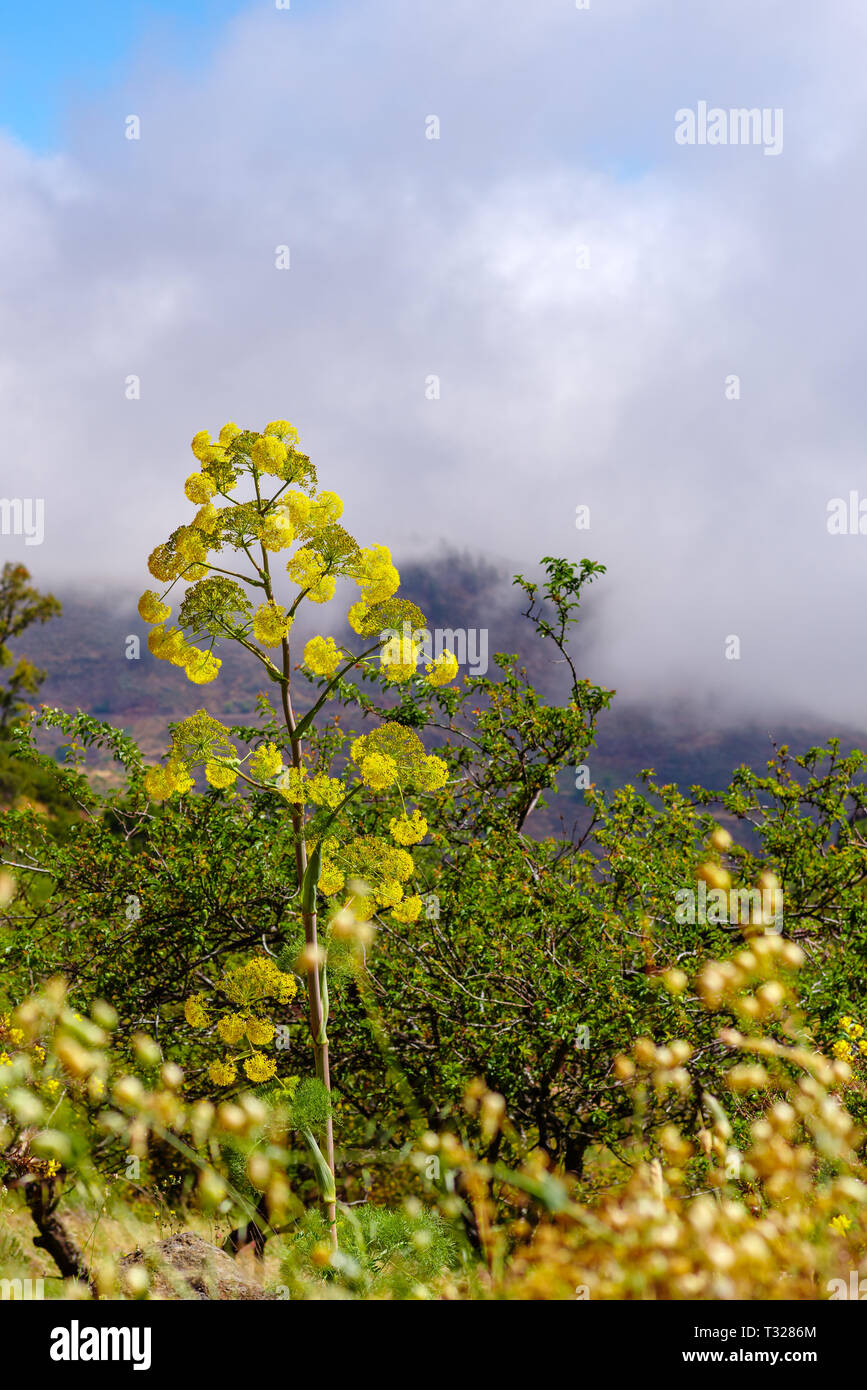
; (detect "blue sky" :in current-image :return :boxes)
[0,0,252,149]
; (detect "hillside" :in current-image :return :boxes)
[10,551,866,810]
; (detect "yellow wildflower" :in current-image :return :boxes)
[138,590,170,625]
[184,994,211,1029]
[389,810,428,845]
[425,650,459,686]
[185,472,216,504]
[304,635,342,678]
[243,1053,277,1083]
[216,1013,247,1045]
[250,742,284,779]
[252,600,292,647]
[208,1059,237,1086]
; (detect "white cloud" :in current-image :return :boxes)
[1,0,866,726]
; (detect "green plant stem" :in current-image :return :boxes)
[261,543,337,1250]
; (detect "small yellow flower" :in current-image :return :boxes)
[319,861,345,896]
[425,650,459,687]
[276,766,307,804]
[208,1059,237,1086]
[284,491,311,528]
[307,772,344,809]
[185,471,216,504]
[185,650,221,685]
[250,742,284,780]
[137,590,170,625]
[205,760,237,790]
[307,491,343,530]
[359,752,398,792]
[216,1013,247,1045]
[245,1017,275,1046]
[252,435,288,477]
[392,895,423,923]
[389,810,428,846]
[184,994,211,1029]
[258,512,295,552]
[243,1052,277,1083]
[304,635,342,678]
[252,600,292,647]
[264,419,299,446]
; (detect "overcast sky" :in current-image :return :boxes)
[1,0,865,728]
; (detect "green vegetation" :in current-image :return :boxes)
[0,421,865,1300]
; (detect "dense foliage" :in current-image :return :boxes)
[1,419,865,1300]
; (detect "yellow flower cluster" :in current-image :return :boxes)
[184,649,222,685]
[184,994,210,1028]
[251,434,289,477]
[145,620,221,686]
[144,759,195,801]
[223,956,297,1007]
[391,895,423,923]
[184,472,216,504]
[357,751,397,792]
[351,723,449,793]
[319,835,415,917]
[145,712,237,799]
[205,761,237,790]
[381,637,419,684]
[352,544,400,605]
[137,591,170,625]
[286,547,335,604]
[140,421,427,730]
[283,491,311,528]
[304,635,342,678]
[832,1017,867,1061]
[252,600,292,647]
[216,1012,275,1047]
[241,1053,278,1084]
[249,742,284,780]
[258,512,295,552]
[389,810,428,845]
[275,765,344,809]
[307,490,343,531]
[185,955,294,1088]
[207,1060,237,1086]
[264,419,299,445]
[191,427,235,463]
[318,857,346,896]
[425,650,459,686]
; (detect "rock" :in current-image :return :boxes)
[119,1231,281,1300]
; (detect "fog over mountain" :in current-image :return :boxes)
[2,0,866,729]
[20,553,867,803]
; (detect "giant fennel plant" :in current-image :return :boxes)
[136,418,455,1242]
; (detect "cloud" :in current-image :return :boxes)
[1,0,866,726]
